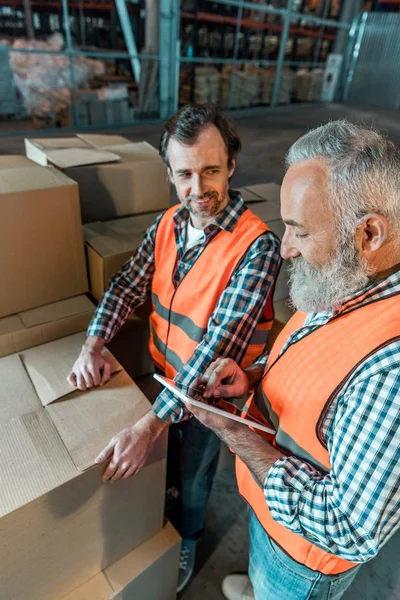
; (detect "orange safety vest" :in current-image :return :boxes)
[148,205,278,378]
[236,292,400,575]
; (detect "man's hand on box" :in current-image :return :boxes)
[94,411,168,483]
[67,336,111,390]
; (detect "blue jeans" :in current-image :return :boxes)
[166,417,221,541]
[248,510,361,600]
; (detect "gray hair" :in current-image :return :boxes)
[285,120,400,238]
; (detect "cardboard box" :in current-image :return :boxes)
[0,154,36,169]
[241,182,281,207]
[0,160,88,318]
[241,183,289,301]
[0,332,167,600]
[25,136,171,223]
[0,294,94,357]
[61,521,181,600]
[24,137,120,169]
[83,213,161,302]
[77,134,131,148]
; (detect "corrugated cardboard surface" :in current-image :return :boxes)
[77,134,130,148]
[25,138,120,169]
[0,409,77,517]
[0,296,94,358]
[20,295,94,328]
[47,370,151,471]
[0,333,168,600]
[65,142,170,223]
[84,212,158,255]
[0,354,42,422]
[60,573,113,600]
[64,522,180,600]
[107,521,180,600]
[20,331,122,406]
[0,459,166,600]
[0,155,36,169]
[0,314,24,336]
[0,165,88,317]
[84,213,160,301]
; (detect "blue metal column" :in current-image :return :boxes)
[115,0,141,84]
[228,1,244,109]
[271,0,295,107]
[61,0,79,127]
[159,0,180,119]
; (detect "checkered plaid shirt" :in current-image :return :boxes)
[265,270,400,563]
[88,191,281,422]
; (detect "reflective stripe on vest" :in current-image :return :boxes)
[148,205,276,378]
[236,291,400,575]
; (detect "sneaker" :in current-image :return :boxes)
[177,539,196,593]
[222,573,255,600]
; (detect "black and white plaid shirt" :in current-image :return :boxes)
[88,191,281,423]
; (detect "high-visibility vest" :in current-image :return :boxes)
[236,291,400,575]
[148,205,278,378]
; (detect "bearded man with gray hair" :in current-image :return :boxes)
[188,120,400,600]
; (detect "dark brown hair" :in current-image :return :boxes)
[159,103,241,169]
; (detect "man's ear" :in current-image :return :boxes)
[356,213,388,254]
[167,167,174,185]
[228,159,236,180]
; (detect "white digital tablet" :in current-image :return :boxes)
[154,373,275,435]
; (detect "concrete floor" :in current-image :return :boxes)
[3,103,399,599]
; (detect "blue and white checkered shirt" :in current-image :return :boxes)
[88,191,281,423]
[265,270,400,563]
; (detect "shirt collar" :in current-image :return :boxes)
[309,268,400,323]
[173,189,246,233]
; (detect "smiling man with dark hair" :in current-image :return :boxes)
[68,103,281,592]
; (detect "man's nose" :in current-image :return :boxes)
[281,231,301,260]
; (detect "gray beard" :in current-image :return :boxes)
[288,237,374,313]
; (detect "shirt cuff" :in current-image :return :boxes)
[264,456,321,533]
[152,388,187,424]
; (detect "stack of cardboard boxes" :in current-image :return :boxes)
[25,133,171,383]
[238,182,293,341]
[0,138,180,599]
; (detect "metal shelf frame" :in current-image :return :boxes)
[1,0,357,136]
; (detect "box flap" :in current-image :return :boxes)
[44,148,121,169]
[77,134,131,148]
[247,199,282,223]
[0,155,36,170]
[86,232,144,258]
[105,521,181,591]
[59,573,112,600]
[104,141,159,163]
[0,165,77,194]
[25,138,121,169]
[237,186,266,203]
[109,213,160,234]
[0,314,25,336]
[29,137,89,149]
[20,332,122,406]
[47,370,151,471]
[0,409,77,517]
[0,354,42,422]
[19,295,94,328]
[245,182,281,206]
[83,212,158,240]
